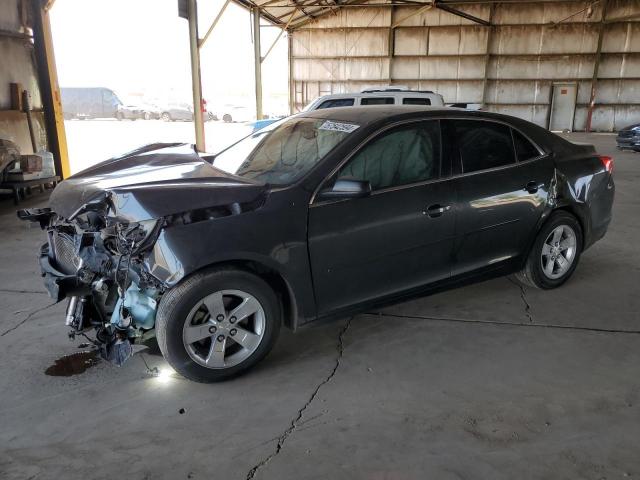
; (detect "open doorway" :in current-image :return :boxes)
[48,0,288,174]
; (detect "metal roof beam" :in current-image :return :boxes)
[199,0,231,48]
[434,1,491,25]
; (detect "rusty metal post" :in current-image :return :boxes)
[481,3,496,109]
[586,0,608,132]
[188,0,205,151]
[253,7,264,120]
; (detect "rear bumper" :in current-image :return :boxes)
[584,175,615,250]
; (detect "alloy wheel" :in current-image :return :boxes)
[182,289,265,369]
[540,224,577,280]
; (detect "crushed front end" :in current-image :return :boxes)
[18,202,164,366]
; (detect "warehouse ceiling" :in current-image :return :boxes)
[241,0,501,29]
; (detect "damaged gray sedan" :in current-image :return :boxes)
[18,107,614,382]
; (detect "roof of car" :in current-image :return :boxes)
[317,91,441,98]
[298,105,473,125]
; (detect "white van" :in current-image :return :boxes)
[304,86,445,111]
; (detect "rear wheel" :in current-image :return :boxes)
[156,268,281,382]
[161,112,172,122]
[515,211,583,289]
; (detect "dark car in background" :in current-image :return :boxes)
[61,87,122,119]
[616,123,640,152]
[19,106,614,382]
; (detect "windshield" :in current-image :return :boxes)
[211,117,359,185]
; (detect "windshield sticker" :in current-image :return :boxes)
[319,121,360,133]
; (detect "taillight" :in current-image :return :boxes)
[599,155,613,174]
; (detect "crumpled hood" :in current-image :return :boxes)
[50,143,268,222]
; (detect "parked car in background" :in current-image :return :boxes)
[61,87,122,119]
[159,102,193,122]
[141,103,161,120]
[116,104,145,120]
[217,105,254,123]
[616,123,640,152]
[304,86,445,111]
[158,102,211,122]
[19,106,614,382]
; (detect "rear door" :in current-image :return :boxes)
[308,120,456,314]
[447,119,554,275]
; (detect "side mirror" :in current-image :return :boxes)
[318,179,372,201]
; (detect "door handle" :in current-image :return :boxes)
[424,204,451,218]
[524,181,543,194]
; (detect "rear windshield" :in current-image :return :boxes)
[211,117,359,185]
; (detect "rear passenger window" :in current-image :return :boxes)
[317,98,355,109]
[403,98,431,106]
[453,120,515,174]
[360,97,394,106]
[337,121,440,190]
[512,129,540,162]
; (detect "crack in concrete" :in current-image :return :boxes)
[508,277,534,323]
[0,288,49,295]
[1,302,57,337]
[245,317,353,480]
[366,312,640,335]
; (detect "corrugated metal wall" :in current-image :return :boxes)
[289,0,640,131]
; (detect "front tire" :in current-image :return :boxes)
[515,211,583,289]
[156,268,281,382]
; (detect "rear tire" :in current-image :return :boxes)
[515,211,583,289]
[161,112,172,122]
[156,267,281,382]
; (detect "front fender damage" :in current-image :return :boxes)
[18,184,267,368]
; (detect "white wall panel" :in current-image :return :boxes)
[488,55,594,79]
[486,80,550,104]
[290,0,640,130]
[394,28,428,56]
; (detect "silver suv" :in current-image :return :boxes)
[304,86,445,111]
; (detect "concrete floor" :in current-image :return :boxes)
[0,133,638,480]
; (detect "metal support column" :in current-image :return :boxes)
[288,32,294,115]
[480,3,495,108]
[586,0,608,132]
[188,0,205,151]
[31,0,70,178]
[253,7,263,120]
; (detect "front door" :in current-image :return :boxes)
[308,120,456,315]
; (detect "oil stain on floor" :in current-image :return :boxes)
[45,350,100,376]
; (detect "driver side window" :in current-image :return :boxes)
[336,121,440,191]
